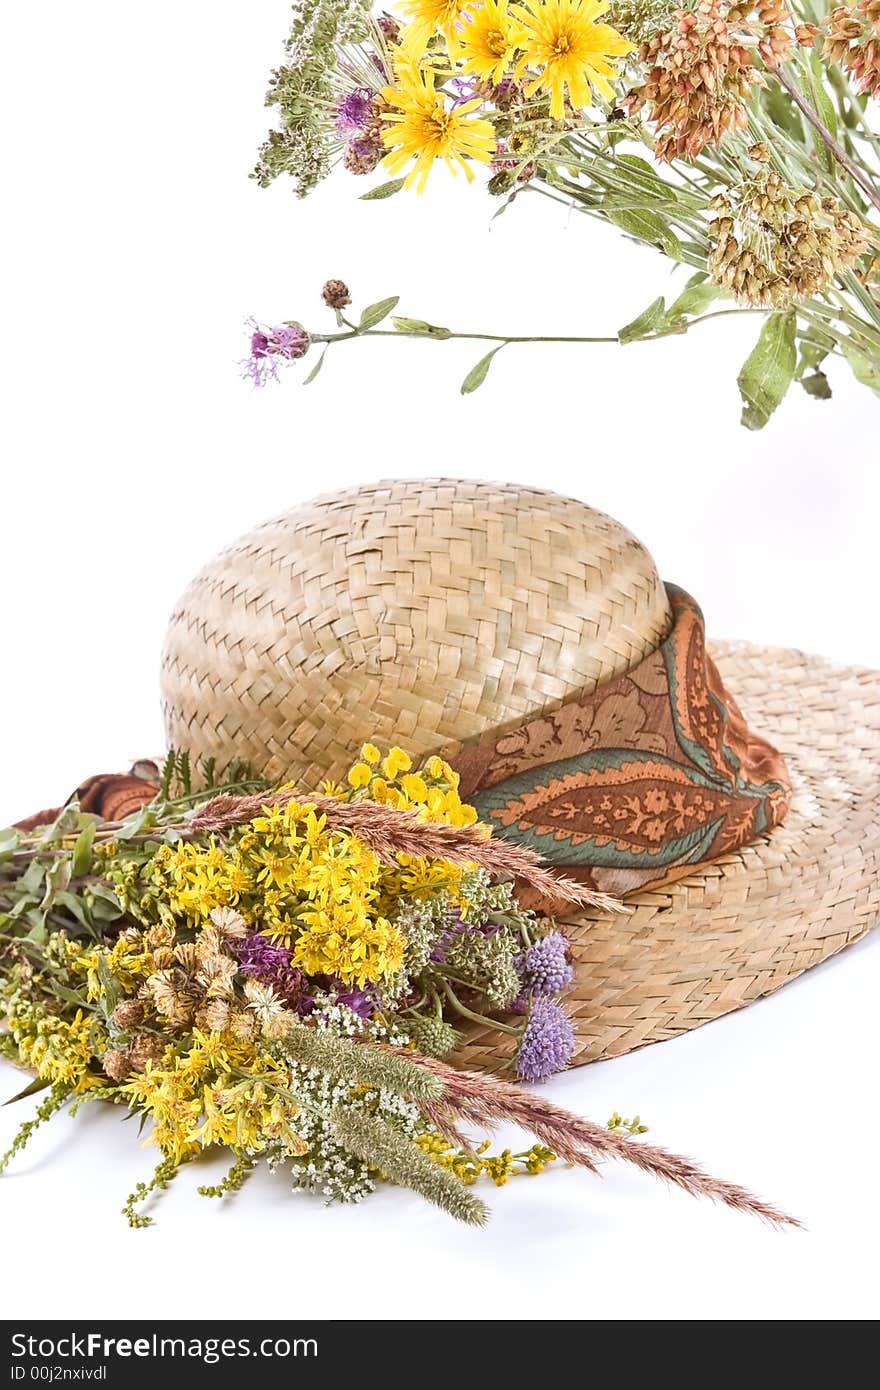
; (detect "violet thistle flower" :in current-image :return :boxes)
[241,318,310,386]
[519,931,574,997]
[516,998,576,1081]
[335,87,376,135]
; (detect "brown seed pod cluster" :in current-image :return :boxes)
[708,162,869,306]
[626,0,793,162]
[823,1,880,98]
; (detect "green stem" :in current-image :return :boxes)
[775,64,880,215]
[440,982,520,1036]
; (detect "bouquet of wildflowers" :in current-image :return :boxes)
[0,747,795,1227]
[249,0,880,424]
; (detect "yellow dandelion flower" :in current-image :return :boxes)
[513,0,631,120]
[348,762,373,789]
[398,0,469,48]
[381,66,496,192]
[458,0,526,84]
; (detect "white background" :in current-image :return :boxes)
[1,2,878,1321]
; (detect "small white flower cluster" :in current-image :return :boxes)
[282,1004,422,1203]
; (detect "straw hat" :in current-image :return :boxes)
[160,479,880,1070]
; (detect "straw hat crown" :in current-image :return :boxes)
[161,479,672,783]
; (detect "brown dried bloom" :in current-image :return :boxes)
[209,906,248,940]
[195,999,231,1033]
[824,2,880,97]
[227,1009,258,1044]
[128,1033,166,1073]
[145,968,197,1027]
[626,0,793,162]
[322,279,352,309]
[103,1047,132,1083]
[708,163,869,305]
[112,999,145,1031]
[145,922,176,950]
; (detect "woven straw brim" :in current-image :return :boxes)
[454,639,880,1074]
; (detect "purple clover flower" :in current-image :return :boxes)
[241,318,310,387]
[519,931,574,997]
[516,998,575,1081]
[336,88,375,136]
[236,933,293,976]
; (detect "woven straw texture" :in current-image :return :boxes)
[160,480,880,1070]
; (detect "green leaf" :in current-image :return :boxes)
[358,296,400,331]
[0,827,19,853]
[842,339,880,395]
[96,957,122,1017]
[801,371,832,400]
[808,57,838,171]
[40,857,71,911]
[302,347,327,385]
[3,1077,50,1106]
[618,296,668,344]
[392,316,452,339]
[667,283,721,321]
[737,311,797,430]
[71,819,96,877]
[605,207,682,259]
[359,178,406,200]
[460,345,504,394]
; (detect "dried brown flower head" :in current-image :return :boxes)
[144,923,176,950]
[708,164,869,305]
[145,967,197,1027]
[209,906,248,940]
[102,1047,132,1083]
[322,279,352,309]
[112,999,145,1031]
[626,0,793,162]
[128,1033,166,1073]
[824,2,880,97]
[195,999,232,1033]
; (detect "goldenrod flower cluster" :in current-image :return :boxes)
[416,1132,558,1183]
[8,1000,104,1090]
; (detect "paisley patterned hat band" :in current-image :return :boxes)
[454,586,791,905]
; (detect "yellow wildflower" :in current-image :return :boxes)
[361,743,381,764]
[381,65,496,191]
[400,773,429,803]
[293,904,405,986]
[382,746,413,778]
[348,762,373,789]
[513,0,631,119]
[459,0,526,83]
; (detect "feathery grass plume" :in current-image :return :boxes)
[402,1051,800,1227]
[253,0,374,195]
[185,791,625,913]
[282,1021,444,1102]
[708,157,869,307]
[824,2,880,98]
[626,0,792,161]
[328,1104,490,1225]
